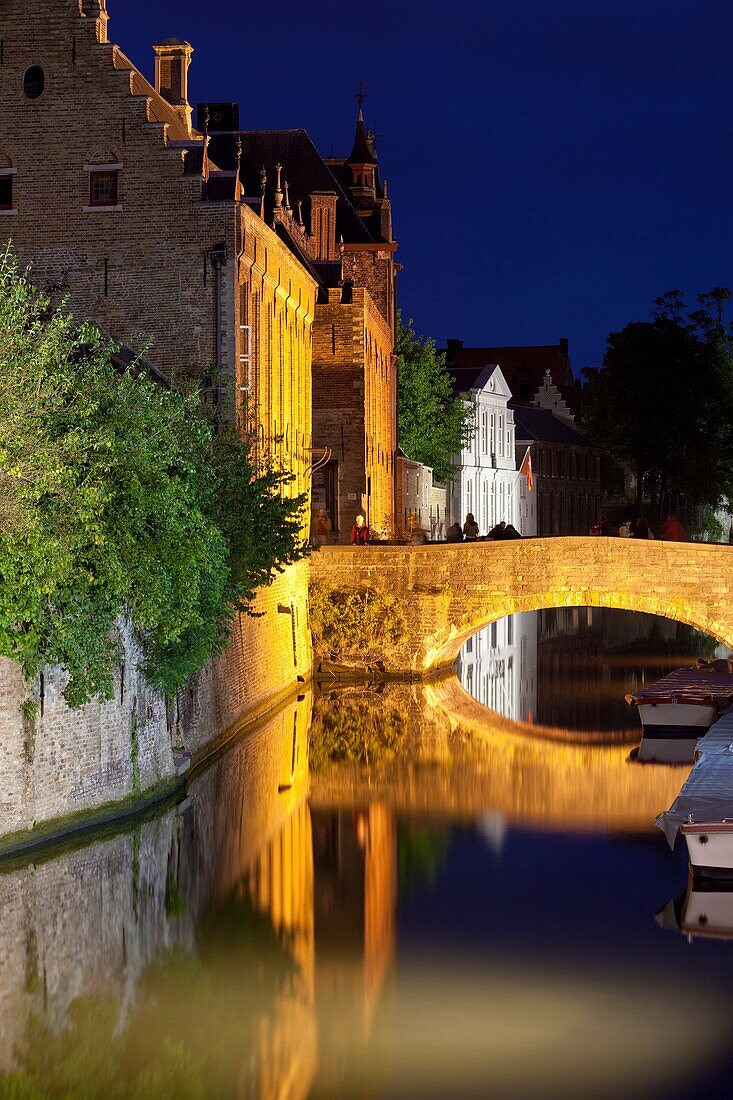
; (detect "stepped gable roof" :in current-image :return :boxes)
[113,49,193,142]
[236,130,376,244]
[511,405,595,448]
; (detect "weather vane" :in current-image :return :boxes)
[355,79,368,111]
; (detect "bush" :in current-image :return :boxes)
[309,581,407,656]
[0,247,305,704]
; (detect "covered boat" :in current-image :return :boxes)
[626,664,733,763]
[656,707,733,878]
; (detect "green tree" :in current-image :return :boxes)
[581,290,733,519]
[0,247,305,705]
[397,313,474,483]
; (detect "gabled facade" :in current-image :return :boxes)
[446,364,519,535]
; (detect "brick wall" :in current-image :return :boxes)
[0,0,316,845]
[0,619,172,843]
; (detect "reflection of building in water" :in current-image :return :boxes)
[537,607,687,732]
[0,696,317,1100]
[457,611,537,722]
[311,804,397,1092]
[457,607,722,734]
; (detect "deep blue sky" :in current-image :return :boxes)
[117,0,733,372]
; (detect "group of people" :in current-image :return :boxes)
[446,515,521,543]
[590,513,689,541]
[338,508,694,546]
[347,511,521,546]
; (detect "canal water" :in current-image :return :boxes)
[2,609,733,1099]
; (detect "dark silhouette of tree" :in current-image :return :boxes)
[582,289,733,520]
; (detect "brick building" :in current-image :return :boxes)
[512,406,602,536]
[0,0,321,741]
[250,119,397,541]
[198,111,399,541]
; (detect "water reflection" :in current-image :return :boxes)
[4,613,733,1098]
[458,606,731,744]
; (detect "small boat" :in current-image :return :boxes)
[626,664,733,764]
[656,872,733,941]
[656,707,733,877]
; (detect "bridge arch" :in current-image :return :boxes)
[310,538,733,676]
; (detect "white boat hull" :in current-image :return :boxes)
[683,825,733,878]
[638,701,717,736]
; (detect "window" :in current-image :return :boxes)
[23,66,45,100]
[498,415,504,457]
[87,168,120,209]
[481,410,488,454]
[0,176,12,211]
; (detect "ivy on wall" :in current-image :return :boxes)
[0,247,306,706]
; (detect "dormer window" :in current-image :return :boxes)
[84,156,122,212]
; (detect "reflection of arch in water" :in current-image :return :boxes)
[309,676,689,833]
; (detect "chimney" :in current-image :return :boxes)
[559,337,569,357]
[153,39,194,136]
[446,338,464,365]
[79,0,108,42]
[310,192,338,261]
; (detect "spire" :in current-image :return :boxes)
[274,162,283,209]
[259,165,266,219]
[345,106,377,167]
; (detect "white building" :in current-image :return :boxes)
[457,611,538,724]
[395,452,448,540]
[446,364,520,535]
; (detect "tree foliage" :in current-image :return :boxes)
[397,313,474,483]
[0,247,305,705]
[581,288,733,518]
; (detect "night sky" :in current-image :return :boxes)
[116,0,733,373]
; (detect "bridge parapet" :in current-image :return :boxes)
[309,538,733,676]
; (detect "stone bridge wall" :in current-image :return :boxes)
[310,538,733,674]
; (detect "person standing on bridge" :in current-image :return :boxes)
[351,514,370,545]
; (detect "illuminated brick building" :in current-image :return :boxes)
[0,0,318,719]
[228,115,398,540]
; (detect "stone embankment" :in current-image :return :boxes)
[0,560,311,853]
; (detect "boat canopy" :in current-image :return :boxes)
[656,706,733,847]
[626,667,733,709]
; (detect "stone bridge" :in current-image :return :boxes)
[309,537,733,675]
